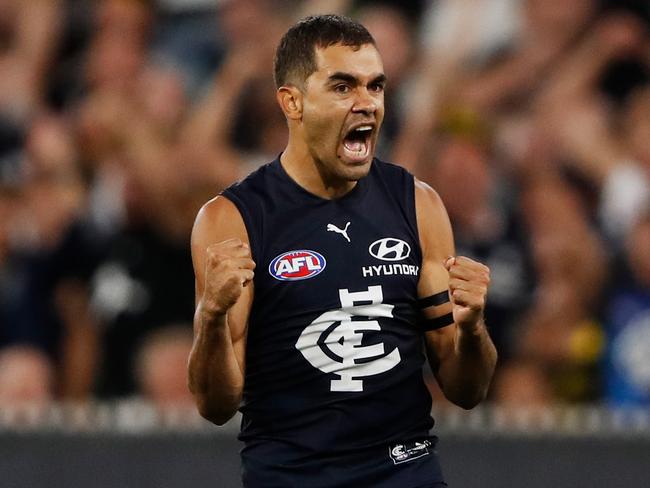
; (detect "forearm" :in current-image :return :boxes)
[188,303,244,425]
[436,320,497,409]
[16,0,62,74]
[182,54,251,147]
[56,281,99,399]
[392,60,457,170]
[541,36,611,103]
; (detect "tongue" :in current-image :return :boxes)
[344,140,365,152]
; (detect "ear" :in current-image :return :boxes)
[276,86,303,120]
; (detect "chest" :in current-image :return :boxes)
[253,198,422,314]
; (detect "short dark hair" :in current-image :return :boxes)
[273,14,375,88]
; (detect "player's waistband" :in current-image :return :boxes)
[241,435,444,488]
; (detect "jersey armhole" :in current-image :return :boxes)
[221,190,261,265]
[407,174,423,266]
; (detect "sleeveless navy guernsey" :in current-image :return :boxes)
[222,158,445,488]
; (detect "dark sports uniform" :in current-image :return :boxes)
[223,158,447,488]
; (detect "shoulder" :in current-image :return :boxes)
[414,178,444,212]
[414,178,454,259]
[191,196,249,257]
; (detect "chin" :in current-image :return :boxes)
[338,156,373,180]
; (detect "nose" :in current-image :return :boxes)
[352,88,378,115]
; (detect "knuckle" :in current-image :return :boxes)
[214,254,229,267]
[207,253,222,268]
[225,273,243,287]
[221,238,242,248]
[459,256,474,266]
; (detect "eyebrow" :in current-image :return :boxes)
[327,72,387,86]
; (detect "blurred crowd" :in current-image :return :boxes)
[0,0,649,412]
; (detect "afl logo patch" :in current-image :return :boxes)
[369,238,411,261]
[269,250,326,281]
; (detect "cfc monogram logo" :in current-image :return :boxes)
[295,285,401,392]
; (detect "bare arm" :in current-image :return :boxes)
[391,5,478,173]
[188,196,255,425]
[459,39,565,113]
[55,281,99,399]
[532,15,646,185]
[14,0,62,71]
[538,14,645,105]
[179,47,263,188]
[415,179,497,409]
[0,0,62,119]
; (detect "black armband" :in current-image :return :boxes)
[419,312,455,331]
[417,291,450,309]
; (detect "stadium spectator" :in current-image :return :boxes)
[0,345,53,405]
[603,211,650,406]
[152,0,223,96]
[0,0,62,153]
[134,325,195,407]
[0,0,648,413]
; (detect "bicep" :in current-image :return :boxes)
[414,179,457,371]
[191,195,253,345]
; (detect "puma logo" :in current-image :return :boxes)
[327,222,351,243]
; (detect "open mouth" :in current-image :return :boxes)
[341,124,373,163]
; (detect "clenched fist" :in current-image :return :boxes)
[202,238,256,316]
[444,256,490,330]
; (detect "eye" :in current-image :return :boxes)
[334,84,350,94]
[369,82,385,93]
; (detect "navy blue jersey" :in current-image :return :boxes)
[222,158,445,487]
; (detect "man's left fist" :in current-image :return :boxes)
[444,256,490,331]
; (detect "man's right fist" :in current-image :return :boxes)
[203,238,255,315]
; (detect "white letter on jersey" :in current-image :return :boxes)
[295,285,401,392]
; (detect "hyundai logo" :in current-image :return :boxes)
[369,238,411,261]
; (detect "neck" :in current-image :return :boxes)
[280,138,357,200]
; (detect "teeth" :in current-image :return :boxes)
[356,126,372,132]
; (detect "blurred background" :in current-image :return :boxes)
[1,0,650,486]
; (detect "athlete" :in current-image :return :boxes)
[188,15,497,488]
